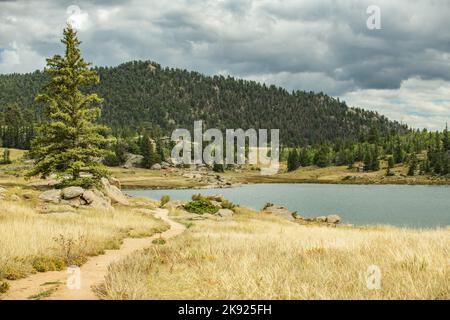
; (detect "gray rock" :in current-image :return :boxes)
[207,194,224,202]
[151,163,162,170]
[81,190,96,204]
[210,200,222,207]
[123,153,144,169]
[61,198,82,208]
[10,194,20,201]
[62,187,84,200]
[262,205,296,221]
[109,177,121,189]
[84,189,113,210]
[326,214,341,224]
[316,216,327,222]
[39,189,61,204]
[101,178,130,205]
[161,161,170,169]
[27,179,60,190]
[217,209,234,218]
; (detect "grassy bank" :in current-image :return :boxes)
[101,208,449,300]
[0,199,168,290]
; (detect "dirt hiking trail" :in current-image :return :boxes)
[3,208,185,300]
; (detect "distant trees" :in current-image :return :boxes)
[140,133,157,169]
[0,149,11,165]
[287,148,299,172]
[28,26,112,187]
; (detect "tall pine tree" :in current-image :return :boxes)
[28,25,112,186]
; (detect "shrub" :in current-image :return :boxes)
[160,195,170,208]
[221,200,236,211]
[0,281,9,294]
[183,198,219,215]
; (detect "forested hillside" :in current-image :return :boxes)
[0,60,407,147]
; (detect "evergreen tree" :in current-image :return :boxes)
[140,133,156,168]
[408,154,417,176]
[287,148,299,172]
[314,146,331,168]
[28,26,112,186]
[386,156,394,176]
[393,136,404,164]
[443,124,450,151]
[155,138,165,163]
[1,148,11,165]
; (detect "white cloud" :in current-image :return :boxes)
[0,42,45,73]
[341,77,450,131]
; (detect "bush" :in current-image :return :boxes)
[183,197,219,215]
[221,200,236,211]
[0,281,9,294]
[160,195,170,208]
[56,177,100,189]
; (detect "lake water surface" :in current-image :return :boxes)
[126,184,450,228]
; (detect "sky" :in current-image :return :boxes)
[0,0,449,130]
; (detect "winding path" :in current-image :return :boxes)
[3,208,185,300]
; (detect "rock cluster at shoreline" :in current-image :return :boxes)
[36,177,129,213]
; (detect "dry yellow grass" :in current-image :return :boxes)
[103,208,450,300]
[0,200,168,283]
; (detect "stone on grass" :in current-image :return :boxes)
[151,163,162,170]
[217,209,234,218]
[10,194,20,201]
[326,215,341,224]
[39,189,61,204]
[62,186,84,200]
[101,178,129,206]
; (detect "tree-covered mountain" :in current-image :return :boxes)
[0,60,408,146]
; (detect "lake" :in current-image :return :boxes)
[126,184,450,228]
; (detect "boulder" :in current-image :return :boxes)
[109,177,121,189]
[315,216,327,223]
[217,209,234,218]
[326,214,341,224]
[81,190,96,204]
[101,178,130,205]
[39,189,61,204]
[207,194,224,202]
[62,187,84,200]
[61,198,82,208]
[210,200,222,207]
[262,205,296,221]
[27,179,60,190]
[161,161,170,169]
[0,186,6,194]
[151,163,162,170]
[84,189,113,210]
[123,153,144,169]
[10,194,20,201]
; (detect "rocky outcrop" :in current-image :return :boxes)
[123,153,144,169]
[217,209,234,218]
[325,214,341,224]
[101,178,130,205]
[36,177,126,211]
[62,187,84,200]
[262,204,296,221]
[39,189,61,204]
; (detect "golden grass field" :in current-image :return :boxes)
[0,199,168,289]
[101,208,450,300]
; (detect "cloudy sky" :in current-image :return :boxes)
[1,0,449,130]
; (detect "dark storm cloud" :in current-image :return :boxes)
[0,0,449,129]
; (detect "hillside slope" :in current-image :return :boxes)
[0,61,408,145]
